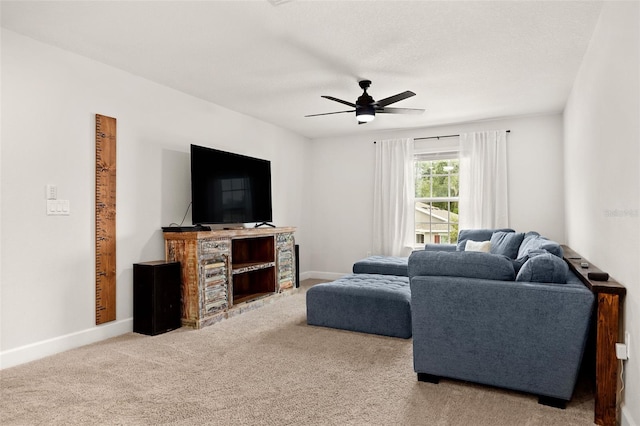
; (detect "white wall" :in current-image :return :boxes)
[0,30,311,368]
[308,113,565,276]
[564,2,639,425]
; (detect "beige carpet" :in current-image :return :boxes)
[1,279,595,425]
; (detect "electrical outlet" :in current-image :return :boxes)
[366,251,372,257]
[616,343,628,360]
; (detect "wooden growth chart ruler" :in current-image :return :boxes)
[95,114,117,324]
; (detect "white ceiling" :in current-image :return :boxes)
[1,0,603,139]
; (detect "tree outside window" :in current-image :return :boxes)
[414,158,459,245]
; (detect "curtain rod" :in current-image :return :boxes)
[416,130,511,141]
[374,130,510,143]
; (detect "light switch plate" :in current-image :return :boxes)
[46,184,57,200]
[47,199,70,215]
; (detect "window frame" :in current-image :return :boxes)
[413,138,460,248]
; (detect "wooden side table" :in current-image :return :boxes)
[562,245,626,426]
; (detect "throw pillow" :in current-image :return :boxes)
[517,233,564,259]
[517,231,541,258]
[490,231,525,259]
[456,228,515,251]
[515,251,568,284]
[510,256,529,274]
[465,240,491,253]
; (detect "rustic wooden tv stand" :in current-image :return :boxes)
[164,227,296,329]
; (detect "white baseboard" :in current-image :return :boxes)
[2,269,370,370]
[622,403,638,426]
[0,318,132,370]
[1,272,341,370]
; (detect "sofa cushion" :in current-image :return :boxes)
[490,231,525,259]
[510,256,529,274]
[352,255,408,276]
[456,228,515,251]
[516,250,569,284]
[424,243,457,252]
[409,250,516,281]
[306,274,412,338]
[465,240,491,252]
[517,232,564,259]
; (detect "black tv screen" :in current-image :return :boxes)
[190,144,272,225]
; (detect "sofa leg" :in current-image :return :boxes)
[538,396,566,409]
[417,373,440,384]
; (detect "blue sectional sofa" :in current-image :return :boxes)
[306,228,594,406]
[410,229,595,406]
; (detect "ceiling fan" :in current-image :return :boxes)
[305,80,425,124]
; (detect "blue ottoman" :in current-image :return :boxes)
[352,255,409,276]
[306,273,411,338]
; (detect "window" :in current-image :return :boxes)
[414,148,459,246]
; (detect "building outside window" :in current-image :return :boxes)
[414,151,459,246]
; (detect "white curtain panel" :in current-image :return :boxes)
[458,130,509,229]
[372,138,415,256]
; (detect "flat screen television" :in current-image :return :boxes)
[190,144,272,226]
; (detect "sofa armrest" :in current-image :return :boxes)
[423,244,456,252]
[410,275,594,400]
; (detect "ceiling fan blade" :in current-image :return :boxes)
[377,107,425,115]
[305,110,355,117]
[375,91,416,107]
[321,95,357,108]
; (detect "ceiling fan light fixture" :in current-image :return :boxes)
[306,80,423,124]
[356,106,375,122]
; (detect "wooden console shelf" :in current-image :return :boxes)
[164,227,296,329]
[562,245,626,426]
